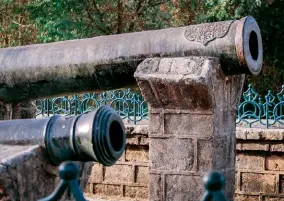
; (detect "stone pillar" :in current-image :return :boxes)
[134,57,245,201]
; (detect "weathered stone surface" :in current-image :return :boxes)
[125,146,149,162]
[236,127,284,140]
[149,174,161,201]
[124,186,148,199]
[104,165,134,183]
[266,156,284,171]
[93,184,121,197]
[0,145,58,201]
[236,142,269,151]
[164,114,213,136]
[263,197,284,201]
[135,166,148,184]
[241,173,276,193]
[135,57,244,201]
[90,164,104,183]
[149,138,194,171]
[270,144,284,152]
[0,145,93,201]
[280,175,284,194]
[234,194,260,201]
[165,175,203,201]
[236,154,265,170]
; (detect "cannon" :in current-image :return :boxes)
[0,106,126,166]
[0,16,262,102]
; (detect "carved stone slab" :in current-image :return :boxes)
[184,20,234,45]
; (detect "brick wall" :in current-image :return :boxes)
[85,125,149,200]
[85,125,284,201]
[235,127,284,201]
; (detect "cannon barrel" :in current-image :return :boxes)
[0,106,126,166]
[0,16,262,102]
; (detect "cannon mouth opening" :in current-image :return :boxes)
[235,16,263,76]
[249,31,259,61]
[109,120,124,152]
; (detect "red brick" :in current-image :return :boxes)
[104,165,134,183]
[124,186,148,199]
[270,144,284,152]
[236,153,264,170]
[125,146,149,162]
[90,164,103,182]
[135,166,148,185]
[241,173,276,193]
[263,197,284,201]
[236,142,269,151]
[234,194,259,201]
[93,184,121,197]
[266,155,284,171]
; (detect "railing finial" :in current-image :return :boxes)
[38,161,87,201]
[201,171,228,201]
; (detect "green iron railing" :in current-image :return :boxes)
[36,85,284,128]
[237,84,284,128]
[39,161,228,201]
[36,89,149,124]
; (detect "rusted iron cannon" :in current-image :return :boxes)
[0,106,126,166]
[0,16,262,102]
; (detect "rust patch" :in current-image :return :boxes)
[235,16,247,68]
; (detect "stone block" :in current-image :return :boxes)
[149,174,161,201]
[236,154,265,170]
[212,137,234,170]
[135,166,148,185]
[140,136,149,145]
[90,164,103,183]
[263,197,284,201]
[270,144,284,152]
[149,138,194,171]
[261,130,284,140]
[165,175,203,201]
[104,165,134,183]
[280,175,284,194]
[236,129,247,140]
[213,110,236,136]
[93,184,121,197]
[197,140,213,172]
[236,142,269,151]
[137,80,161,108]
[241,173,276,193]
[124,186,148,199]
[266,155,284,171]
[224,170,236,199]
[164,114,213,136]
[125,146,149,163]
[149,113,163,134]
[234,194,260,201]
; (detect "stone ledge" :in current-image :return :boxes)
[236,127,284,141]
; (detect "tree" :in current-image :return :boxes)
[0,0,38,47]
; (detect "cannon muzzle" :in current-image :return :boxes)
[0,106,126,166]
